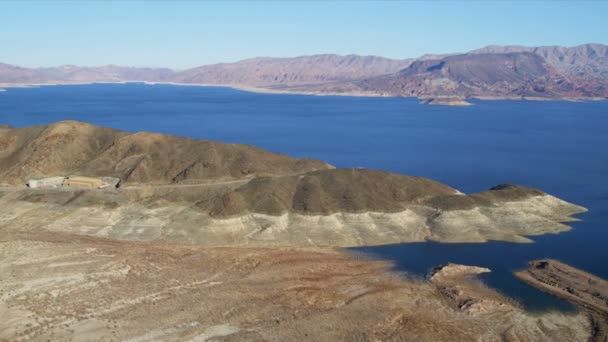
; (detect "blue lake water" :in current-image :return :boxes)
[1,83,607,312]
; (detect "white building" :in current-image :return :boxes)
[26,177,67,188]
[26,176,121,189]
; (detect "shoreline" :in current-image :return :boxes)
[515,259,608,340]
[1,81,606,104]
[0,228,592,341]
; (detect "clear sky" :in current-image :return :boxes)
[1,0,606,69]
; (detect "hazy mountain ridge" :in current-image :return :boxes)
[352,52,590,98]
[1,44,606,100]
[172,54,413,86]
[0,63,175,83]
[470,43,608,79]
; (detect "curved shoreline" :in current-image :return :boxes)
[1,81,606,104]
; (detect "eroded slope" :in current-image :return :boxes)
[0,121,331,185]
[0,121,586,246]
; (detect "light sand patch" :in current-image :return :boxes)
[188,324,240,342]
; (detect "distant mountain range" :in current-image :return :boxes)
[1,44,607,102]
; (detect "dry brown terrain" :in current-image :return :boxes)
[0,122,587,246]
[0,228,591,341]
[516,260,608,341]
[0,121,598,340]
[0,121,330,185]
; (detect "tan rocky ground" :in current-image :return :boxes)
[0,121,596,340]
[0,229,591,341]
[516,260,608,341]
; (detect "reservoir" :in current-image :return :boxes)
[1,83,607,311]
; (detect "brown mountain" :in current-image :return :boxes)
[0,121,330,185]
[352,52,587,98]
[0,55,411,87]
[470,43,608,80]
[207,168,457,217]
[171,54,413,87]
[1,44,607,100]
[0,121,586,246]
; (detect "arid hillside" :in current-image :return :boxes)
[0,121,587,246]
[207,169,457,217]
[0,121,331,185]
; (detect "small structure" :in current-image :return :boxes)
[26,176,121,189]
[26,176,66,189]
[65,176,121,189]
[65,176,105,189]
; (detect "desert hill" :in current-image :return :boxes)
[0,121,331,185]
[208,169,459,217]
[0,121,587,246]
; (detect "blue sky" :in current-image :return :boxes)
[1,1,606,69]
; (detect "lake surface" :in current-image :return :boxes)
[1,83,607,312]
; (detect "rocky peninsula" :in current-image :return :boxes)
[516,260,608,341]
[0,121,586,246]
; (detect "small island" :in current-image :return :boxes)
[420,97,472,106]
